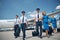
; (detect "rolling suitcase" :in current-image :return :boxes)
[48,27,53,35]
[32,31,39,36]
[14,27,20,37]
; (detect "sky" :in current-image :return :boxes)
[0,0,60,19]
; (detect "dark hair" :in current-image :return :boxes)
[21,11,25,13]
[36,8,40,10]
[16,15,18,17]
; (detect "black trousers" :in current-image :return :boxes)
[21,23,26,39]
[36,21,42,37]
[14,24,20,37]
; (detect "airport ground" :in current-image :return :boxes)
[0,30,60,40]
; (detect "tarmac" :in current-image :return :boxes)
[0,30,60,40]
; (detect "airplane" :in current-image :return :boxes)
[0,10,60,31]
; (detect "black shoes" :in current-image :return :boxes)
[38,36,42,39]
[40,36,42,39]
[15,36,18,38]
[23,38,25,40]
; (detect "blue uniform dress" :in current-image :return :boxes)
[43,15,49,30]
[51,18,57,29]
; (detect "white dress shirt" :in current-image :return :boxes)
[20,16,27,23]
[35,12,42,22]
[15,18,19,25]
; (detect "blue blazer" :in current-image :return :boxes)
[43,15,49,23]
[51,18,56,24]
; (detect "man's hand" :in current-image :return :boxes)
[33,22,36,26]
[39,17,42,20]
[18,20,21,24]
[26,21,28,27]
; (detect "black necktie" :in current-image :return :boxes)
[38,14,39,22]
[22,16,24,23]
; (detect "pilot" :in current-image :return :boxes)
[20,11,28,40]
[51,15,57,33]
[34,8,42,38]
[42,11,49,38]
[14,15,20,38]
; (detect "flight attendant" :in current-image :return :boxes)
[42,11,49,38]
[14,15,20,38]
[20,11,28,40]
[51,15,57,33]
[34,8,42,38]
